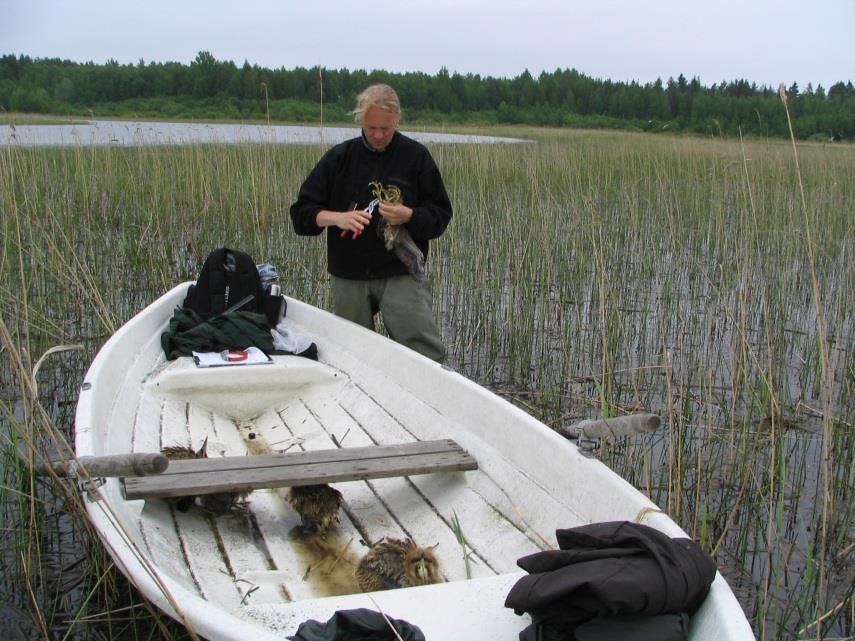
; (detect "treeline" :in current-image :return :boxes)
[2,51,853,139]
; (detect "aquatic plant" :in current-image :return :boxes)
[0,122,852,639]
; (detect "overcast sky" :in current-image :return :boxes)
[2,0,852,90]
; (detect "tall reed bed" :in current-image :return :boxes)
[1,129,852,640]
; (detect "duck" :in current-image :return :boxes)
[160,438,246,515]
[355,537,441,592]
[286,484,344,535]
[369,181,426,282]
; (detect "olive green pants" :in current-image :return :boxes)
[330,275,446,362]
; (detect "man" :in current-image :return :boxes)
[289,84,452,362]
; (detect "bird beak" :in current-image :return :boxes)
[416,559,430,579]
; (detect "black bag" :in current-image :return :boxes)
[288,609,425,641]
[183,247,285,328]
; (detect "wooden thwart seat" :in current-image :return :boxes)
[122,439,477,500]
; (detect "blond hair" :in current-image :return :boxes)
[352,84,401,123]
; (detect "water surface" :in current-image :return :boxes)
[0,120,529,147]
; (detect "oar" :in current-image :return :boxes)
[23,452,169,479]
[557,413,661,440]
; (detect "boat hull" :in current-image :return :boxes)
[75,283,754,640]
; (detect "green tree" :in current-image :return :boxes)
[10,86,52,112]
[53,77,75,103]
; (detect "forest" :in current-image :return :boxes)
[1,51,853,139]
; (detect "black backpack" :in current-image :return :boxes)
[183,247,284,327]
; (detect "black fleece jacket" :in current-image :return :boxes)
[289,131,452,279]
[505,521,717,641]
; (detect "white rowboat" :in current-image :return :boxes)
[74,283,755,640]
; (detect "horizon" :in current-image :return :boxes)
[4,50,850,94]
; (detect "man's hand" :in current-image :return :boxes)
[338,207,373,235]
[378,200,412,225]
[316,208,372,237]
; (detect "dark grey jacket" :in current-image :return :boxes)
[505,521,717,641]
[288,608,425,641]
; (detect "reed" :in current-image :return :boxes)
[0,126,852,639]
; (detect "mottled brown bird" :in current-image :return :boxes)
[286,484,344,534]
[355,537,441,592]
[161,438,246,515]
[160,439,208,462]
[369,181,427,281]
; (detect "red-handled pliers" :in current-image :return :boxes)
[340,198,380,239]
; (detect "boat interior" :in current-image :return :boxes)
[107,353,583,616]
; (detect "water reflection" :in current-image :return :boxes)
[0,120,529,147]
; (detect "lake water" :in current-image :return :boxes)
[0,120,529,147]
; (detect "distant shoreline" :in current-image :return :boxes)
[0,120,532,147]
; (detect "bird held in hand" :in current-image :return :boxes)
[370,181,427,281]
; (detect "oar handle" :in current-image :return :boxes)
[558,414,661,440]
[36,452,169,478]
